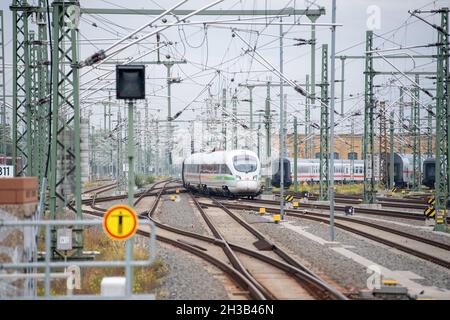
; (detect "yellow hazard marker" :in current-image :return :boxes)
[103,204,138,241]
[383,279,400,286]
[259,208,266,215]
[170,195,177,201]
[273,214,281,223]
[293,201,299,209]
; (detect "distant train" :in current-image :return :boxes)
[422,157,435,189]
[271,158,292,188]
[182,149,262,197]
[270,153,426,188]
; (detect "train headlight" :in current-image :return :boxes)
[253,175,258,180]
[236,175,242,180]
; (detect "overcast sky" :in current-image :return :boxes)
[0,0,446,138]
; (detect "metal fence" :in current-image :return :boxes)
[0,218,157,299]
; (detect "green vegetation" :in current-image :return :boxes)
[135,175,157,188]
[37,226,167,296]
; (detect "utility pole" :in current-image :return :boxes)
[328,0,337,241]
[265,81,272,192]
[117,106,123,189]
[434,8,449,232]
[0,10,6,156]
[412,74,421,190]
[340,56,346,116]
[319,44,329,201]
[427,105,433,158]
[257,113,261,159]
[126,100,135,296]
[11,1,33,176]
[389,111,395,189]
[350,118,355,183]
[363,30,377,204]
[305,74,311,158]
[221,88,227,150]
[399,87,405,154]
[279,21,285,220]
[232,89,238,149]
[379,101,388,187]
[293,116,298,193]
[48,1,83,258]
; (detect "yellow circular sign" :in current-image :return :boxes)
[103,204,138,240]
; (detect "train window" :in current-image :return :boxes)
[220,164,232,175]
[348,152,358,160]
[233,155,257,173]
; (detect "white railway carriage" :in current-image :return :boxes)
[293,158,365,183]
[182,150,262,197]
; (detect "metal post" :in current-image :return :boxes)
[399,87,404,154]
[328,0,337,241]
[350,118,355,182]
[363,30,376,204]
[279,21,285,220]
[305,74,311,158]
[434,8,449,232]
[340,56,346,116]
[11,1,31,176]
[427,105,433,158]
[0,10,6,156]
[257,113,261,159]
[412,74,421,190]
[319,44,329,201]
[307,14,319,103]
[389,111,395,189]
[166,64,172,176]
[232,89,237,149]
[221,88,227,150]
[379,101,388,187]
[117,106,122,188]
[126,100,135,295]
[265,81,271,191]
[145,99,149,175]
[293,116,298,193]
[249,86,254,131]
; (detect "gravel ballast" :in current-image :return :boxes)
[154,243,229,300]
[237,210,450,295]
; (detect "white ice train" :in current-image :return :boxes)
[182,150,262,197]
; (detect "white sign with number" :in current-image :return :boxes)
[0,166,13,178]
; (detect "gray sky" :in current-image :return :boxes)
[0,0,445,137]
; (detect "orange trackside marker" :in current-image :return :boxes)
[259,208,266,215]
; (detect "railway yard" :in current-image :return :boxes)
[79,179,450,300]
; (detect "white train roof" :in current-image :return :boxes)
[184,149,259,164]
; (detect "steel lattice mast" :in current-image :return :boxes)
[319,44,329,201]
[48,1,83,256]
[434,8,449,231]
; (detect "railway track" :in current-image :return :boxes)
[82,181,118,195]
[277,192,428,211]
[188,193,346,300]
[83,180,347,300]
[255,197,426,221]
[202,198,450,270]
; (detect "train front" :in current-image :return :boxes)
[231,153,261,196]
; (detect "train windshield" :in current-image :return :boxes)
[233,155,258,173]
